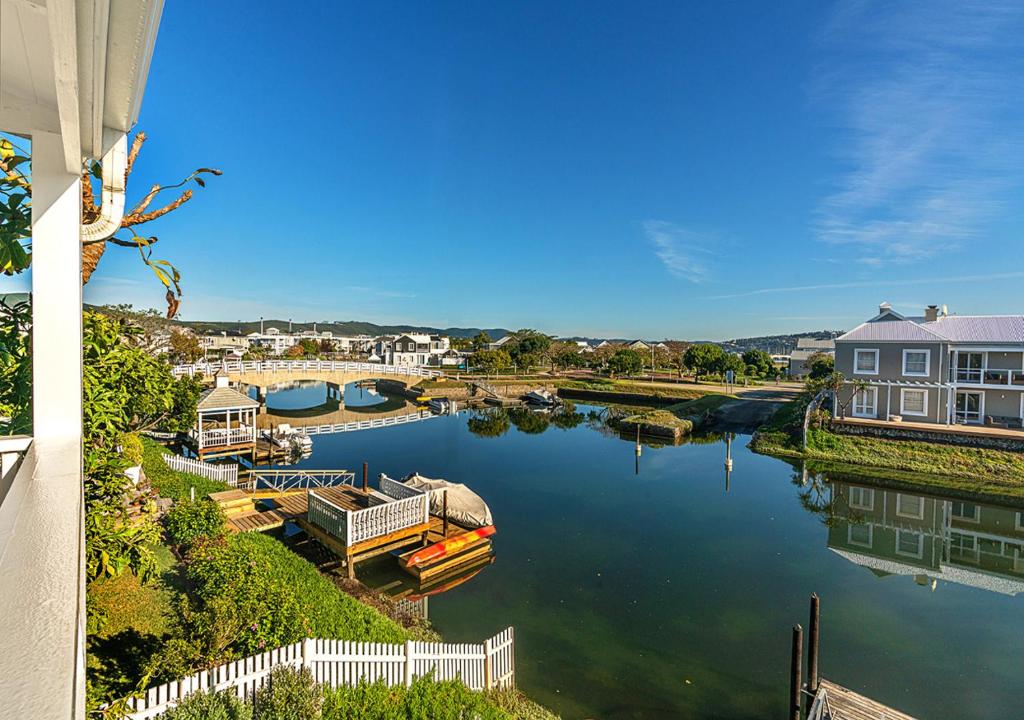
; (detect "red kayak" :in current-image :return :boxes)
[405,525,496,568]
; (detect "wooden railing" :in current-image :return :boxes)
[126,628,515,719]
[172,359,443,379]
[162,454,239,486]
[308,489,429,547]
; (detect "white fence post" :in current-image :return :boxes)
[483,638,493,690]
[404,640,414,687]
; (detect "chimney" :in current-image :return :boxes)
[214,370,229,388]
[925,305,939,323]
[879,301,892,314]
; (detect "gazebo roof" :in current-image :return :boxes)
[198,386,260,411]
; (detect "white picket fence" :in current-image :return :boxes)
[298,409,438,436]
[161,453,239,487]
[127,628,515,719]
[172,359,442,379]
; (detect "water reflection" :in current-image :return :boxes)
[803,470,1024,596]
[465,402,596,438]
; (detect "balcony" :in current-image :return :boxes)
[951,368,1024,387]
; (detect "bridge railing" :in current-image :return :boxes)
[295,410,436,436]
[245,469,356,493]
[172,360,442,379]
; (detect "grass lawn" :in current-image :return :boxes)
[617,395,737,436]
[751,399,1024,498]
[141,436,229,501]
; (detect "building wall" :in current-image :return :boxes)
[835,341,945,383]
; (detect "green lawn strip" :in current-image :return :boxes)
[750,399,1024,497]
[141,436,229,500]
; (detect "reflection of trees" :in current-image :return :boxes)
[508,406,550,434]
[466,408,511,438]
[791,467,866,529]
[549,401,586,430]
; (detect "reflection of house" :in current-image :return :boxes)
[192,373,260,461]
[826,480,1024,595]
[835,302,1024,427]
[788,338,835,378]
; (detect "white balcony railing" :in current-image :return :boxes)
[952,368,1024,386]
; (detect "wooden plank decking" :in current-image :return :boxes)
[835,415,1024,440]
[816,679,918,720]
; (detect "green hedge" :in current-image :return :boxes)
[165,500,226,546]
[182,533,408,659]
[141,437,229,501]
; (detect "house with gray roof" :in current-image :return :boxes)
[834,302,1024,429]
[788,337,835,378]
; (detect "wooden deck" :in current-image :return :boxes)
[814,679,918,720]
[835,415,1024,440]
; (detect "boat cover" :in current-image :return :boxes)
[403,473,494,528]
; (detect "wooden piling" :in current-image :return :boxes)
[362,462,368,492]
[442,489,449,537]
[790,624,803,720]
[808,594,820,696]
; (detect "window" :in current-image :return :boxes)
[896,493,925,519]
[852,387,877,418]
[902,349,930,376]
[949,532,979,562]
[854,349,879,375]
[848,486,874,511]
[900,389,928,417]
[896,530,924,558]
[848,523,873,548]
[951,501,980,522]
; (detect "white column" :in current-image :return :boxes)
[31,131,83,447]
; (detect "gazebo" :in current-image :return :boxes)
[193,372,260,461]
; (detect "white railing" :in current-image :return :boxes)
[191,427,253,448]
[161,454,240,487]
[294,410,437,436]
[127,628,515,719]
[380,474,428,501]
[172,360,442,379]
[308,489,429,547]
[246,469,355,492]
[951,367,1024,387]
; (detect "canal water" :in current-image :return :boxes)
[266,383,1024,720]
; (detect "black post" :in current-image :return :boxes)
[790,624,803,720]
[808,594,820,696]
[362,462,369,492]
[442,489,449,536]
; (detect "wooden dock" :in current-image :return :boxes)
[809,679,918,720]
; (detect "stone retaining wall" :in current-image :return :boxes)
[832,421,1024,452]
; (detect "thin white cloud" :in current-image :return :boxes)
[813,1,1024,262]
[643,220,712,283]
[343,285,416,299]
[705,271,1024,300]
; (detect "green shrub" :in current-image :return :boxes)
[161,688,252,720]
[120,432,144,466]
[254,666,323,720]
[180,533,408,660]
[142,436,229,501]
[165,500,226,546]
[322,676,511,720]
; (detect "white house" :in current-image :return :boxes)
[380,333,451,366]
[0,1,166,715]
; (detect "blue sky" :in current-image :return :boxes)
[8,1,1024,339]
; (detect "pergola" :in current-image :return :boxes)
[194,373,260,460]
[0,1,165,717]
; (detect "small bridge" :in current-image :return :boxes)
[172,360,442,391]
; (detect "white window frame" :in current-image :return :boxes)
[896,493,925,520]
[900,388,929,417]
[853,348,879,376]
[848,486,875,511]
[848,523,873,548]
[902,348,931,377]
[852,386,878,418]
[1016,511,1024,532]
[950,501,981,523]
[895,529,924,559]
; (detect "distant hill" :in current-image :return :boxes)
[177,318,512,340]
[715,331,843,355]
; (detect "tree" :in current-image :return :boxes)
[607,348,643,376]
[286,344,306,358]
[471,331,493,351]
[684,343,725,380]
[717,352,745,376]
[741,349,774,377]
[318,338,334,354]
[0,133,220,318]
[806,370,866,419]
[169,329,203,364]
[450,336,473,351]
[469,349,511,374]
[549,342,585,371]
[505,329,552,368]
[807,352,835,379]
